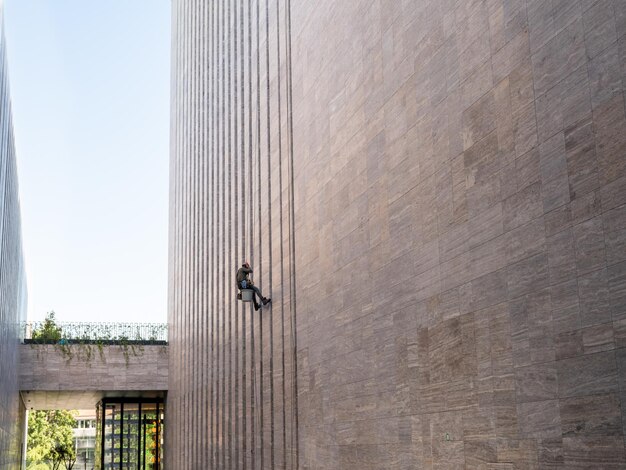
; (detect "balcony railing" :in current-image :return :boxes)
[21,322,168,345]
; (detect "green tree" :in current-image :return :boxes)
[31,311,63,343]
[27,410,77,470]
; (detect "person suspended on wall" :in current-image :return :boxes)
[236,261,271,311]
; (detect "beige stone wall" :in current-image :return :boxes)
[293,0,626,468]
[170,0,626,468]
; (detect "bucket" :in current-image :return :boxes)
[241,289,254,302]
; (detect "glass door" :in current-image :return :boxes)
[95,399,164,470]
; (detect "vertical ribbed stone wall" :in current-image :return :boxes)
[169,1,298,468]
[171,0,626,469]
[0,4,27,469]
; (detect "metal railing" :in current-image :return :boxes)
[21,321,168,344]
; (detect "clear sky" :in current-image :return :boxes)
[5,1,170,323]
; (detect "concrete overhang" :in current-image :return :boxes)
[19,343,168,410]
[20,390,166,410]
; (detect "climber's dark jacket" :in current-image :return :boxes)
[236,266,253,286]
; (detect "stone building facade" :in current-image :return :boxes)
[169,0,626,468]
[0,4,28,468]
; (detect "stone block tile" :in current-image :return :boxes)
[494,390,519,438]
[552,305,581,336]
[467,175,502,224]
[469,236,507,279]
[511,336,531,371]
[428,288,462,326]
[616,347,626,391]
[530,325,557,365]
[582,0,618,60]
[461,58,493,110]
[510,60,536,113]
[488,0,527,54]
[505,218,546,266]
[557,350,618,398]
[556,329,585,360]
[508,288,552,336]
[462,90,497,150]
[562,436,626,468]
[578,267,612,326]
[503,182,543,231]
[517,399,561,439]
[531,19,586,96]
[335,417,399,446]
[514,363,558,403]
[608,260,626,320]
[581,322,615,354]
[491,341,516,382]
[428,313,476,384]
[492,29,531,84]
[493,78,516,164]
[604,204,626,265]
[545,203,572,237]
[539,133,571,213]
[507,253,550,300]
[570,190,603,225]
[614,318,626,348]
[414,265,442,302]
[463,394,496,441]
[534,85,562,145]
[550,279,580,317]
[485,464,515,470]
[564,118,599,200]
[464,130,500,183]
[593,94,626,185]
[601,175,626,211]
[496,438,539,468]
[460,29,492,83]
[536,437,565,467]
[588,43,623,109]
[516,148,541,194]
[512,101,538,157]
[552,0,583,34]
[620,32,626,85]
[546,228,577,285]
[465,438,498,468]
[440,251,471,291]
[617,0,626,37]
[502,149,541,202]
[573,215,607,274]
[468,202,504,249]
[535,63,592,145]
[527,0,555,54]
[439,222,469,263]
[548,66,592,136]
[414,238,440,276]
[542,179,571,223]
[527,0,581,52]
[430,408,465,448]
[560,393,622,437]
[500,162,519,203]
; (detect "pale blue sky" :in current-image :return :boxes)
[5,1,170,323]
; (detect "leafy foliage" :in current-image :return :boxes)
[31,312,63,343]
[27,410,77,470]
